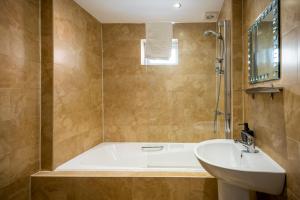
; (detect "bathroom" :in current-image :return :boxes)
[0,0,299,199]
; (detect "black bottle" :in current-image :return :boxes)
[239,123,254,142]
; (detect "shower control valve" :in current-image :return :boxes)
[216,58,223,63]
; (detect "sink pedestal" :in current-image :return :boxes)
[218,180,252,200]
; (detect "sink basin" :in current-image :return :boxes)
[194,139,285,198]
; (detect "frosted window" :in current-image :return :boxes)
[141,39,178,65]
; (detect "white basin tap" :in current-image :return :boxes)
[235,131,258,153]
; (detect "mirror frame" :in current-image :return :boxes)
[248,0,280,84]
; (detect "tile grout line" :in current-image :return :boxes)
[101,23,105,142]
[38,0,42,173]
[241,0,245,124]
[32,1,42,200]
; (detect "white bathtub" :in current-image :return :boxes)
[55,142,205,172]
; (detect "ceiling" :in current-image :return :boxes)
[74,0,224,23]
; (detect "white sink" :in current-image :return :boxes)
[194,139,285,199]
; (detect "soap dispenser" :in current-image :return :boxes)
[239,123,254,143]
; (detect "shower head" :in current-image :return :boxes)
[204,30,223,40]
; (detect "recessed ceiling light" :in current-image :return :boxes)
[173,2,181,8]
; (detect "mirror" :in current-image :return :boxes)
[248,0,280,84]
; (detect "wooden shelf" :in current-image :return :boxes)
[244,87,283,99]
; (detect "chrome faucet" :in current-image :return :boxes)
[235,132,258,153]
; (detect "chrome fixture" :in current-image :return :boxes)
[235,132,258,153]
[204,21,231,139]
[173,1,182,8]
[141,146,164,152]
[203,30,223,40]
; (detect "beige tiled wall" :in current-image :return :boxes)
[41,0,54,170]
[242,0,300,199]
[40,0,104,170]
[230,0,244,138]
[51,0,103,168]
[103,23,222,142]
[0,0,41,199]
[218,0,232,20]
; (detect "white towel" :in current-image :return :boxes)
[145,22,173,59]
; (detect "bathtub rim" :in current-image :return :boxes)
[32,170,214,178]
